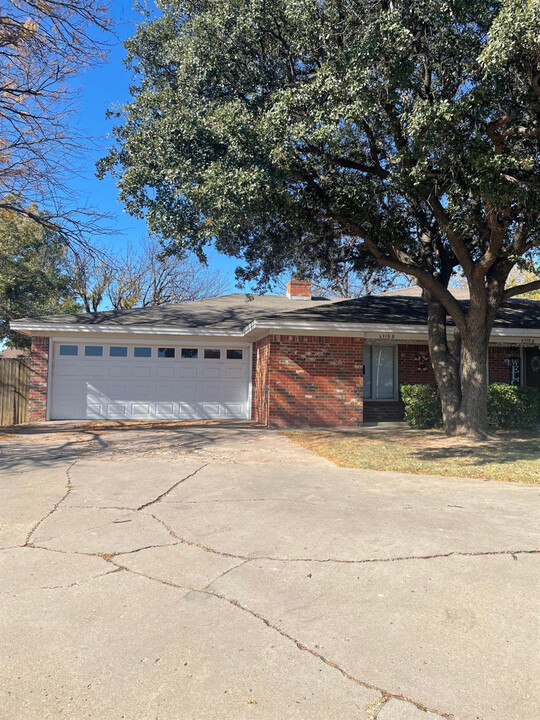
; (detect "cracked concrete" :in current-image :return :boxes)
[1,423,539,719]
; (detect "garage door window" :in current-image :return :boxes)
[181,348,198,359]
[158,347,175,358]
[85,346,103,357]
[109,346,128,357]
[59,345,78,356]
[134,347,152,358]
[226,349,243,360]
[204,349,221,359]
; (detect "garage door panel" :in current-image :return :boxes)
[223,403,245,417]
[81,363,104,377]
[200,402,221,418]
[224,366,245,379]
[154,402,176,418]
[178,402,198,417]
[179,366,198,378]
[199,381,223,401]
[107,365,127,378]
[60,365,80,377]
[130,402,151,418]
[104,403,128,419]
[51,343,250,421]
[202,366,221,379]
[178,384,198,401]
[156,366,175,378]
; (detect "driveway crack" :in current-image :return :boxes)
[137,464,208,510]
[24,459,78,547]
[103,557,455,719]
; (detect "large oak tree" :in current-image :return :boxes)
[99,0,540,437]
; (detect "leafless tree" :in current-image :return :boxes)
[68,237,232,311]
[0,0,111,244]
[311,265,414,299]
[69,249,114,312]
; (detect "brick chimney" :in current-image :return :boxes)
[286,278,312,300]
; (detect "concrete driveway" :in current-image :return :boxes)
[1,422,539,720]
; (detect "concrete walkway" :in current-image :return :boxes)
[0,423,538,719]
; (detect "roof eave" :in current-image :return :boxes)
[9,322,246,337]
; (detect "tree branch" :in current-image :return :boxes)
[503,280,540,300]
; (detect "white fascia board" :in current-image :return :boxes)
[10,322,245,337]
[12,317,540,343]
[243,319,430,336]
[243,319,540,342]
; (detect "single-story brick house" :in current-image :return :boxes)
[10,279,540,426]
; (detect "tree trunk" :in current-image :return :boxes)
[454,331,489,439]
[426,291,491,439]
[426,297,462,434]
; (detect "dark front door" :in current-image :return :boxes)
[524,348,540,391]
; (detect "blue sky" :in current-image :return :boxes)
[70,1,240,291]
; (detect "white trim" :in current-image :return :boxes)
[46,340,53,422]
[12,317,540,343]
[12,323,245,337]
[247,343,253,420]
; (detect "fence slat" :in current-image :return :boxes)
[0,358,30,426]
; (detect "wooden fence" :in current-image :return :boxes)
[0,358,30,426]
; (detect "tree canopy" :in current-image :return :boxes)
[99,0,540,436]
[0,209,79,346]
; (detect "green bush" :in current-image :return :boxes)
[401,384,442,429]
[487,383,540,430]
[401,382,540,430]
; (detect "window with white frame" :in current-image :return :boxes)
[363,345,396,400]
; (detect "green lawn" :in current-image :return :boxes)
[284,429,540,483]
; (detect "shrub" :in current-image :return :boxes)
[487,383,540,430]
[401,382,540,430]
[401,384,442,429]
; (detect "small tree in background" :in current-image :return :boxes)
[100,0,540,437]
[68,236,231,311]
[0,209,79,347]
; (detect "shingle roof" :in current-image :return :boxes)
[0,347,28,358]
[11,293,333,332]
[255,287,540,330]
[10,286,540,334]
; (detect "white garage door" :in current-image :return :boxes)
[50,342,251,420]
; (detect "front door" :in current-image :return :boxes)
[524,348,540,392]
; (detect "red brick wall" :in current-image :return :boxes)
[397,343,520,386]
[252,336,271,425]
[28,336,49,422]
[398,344,435,385]
[252,335,364,427]
[488,345,521,383]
